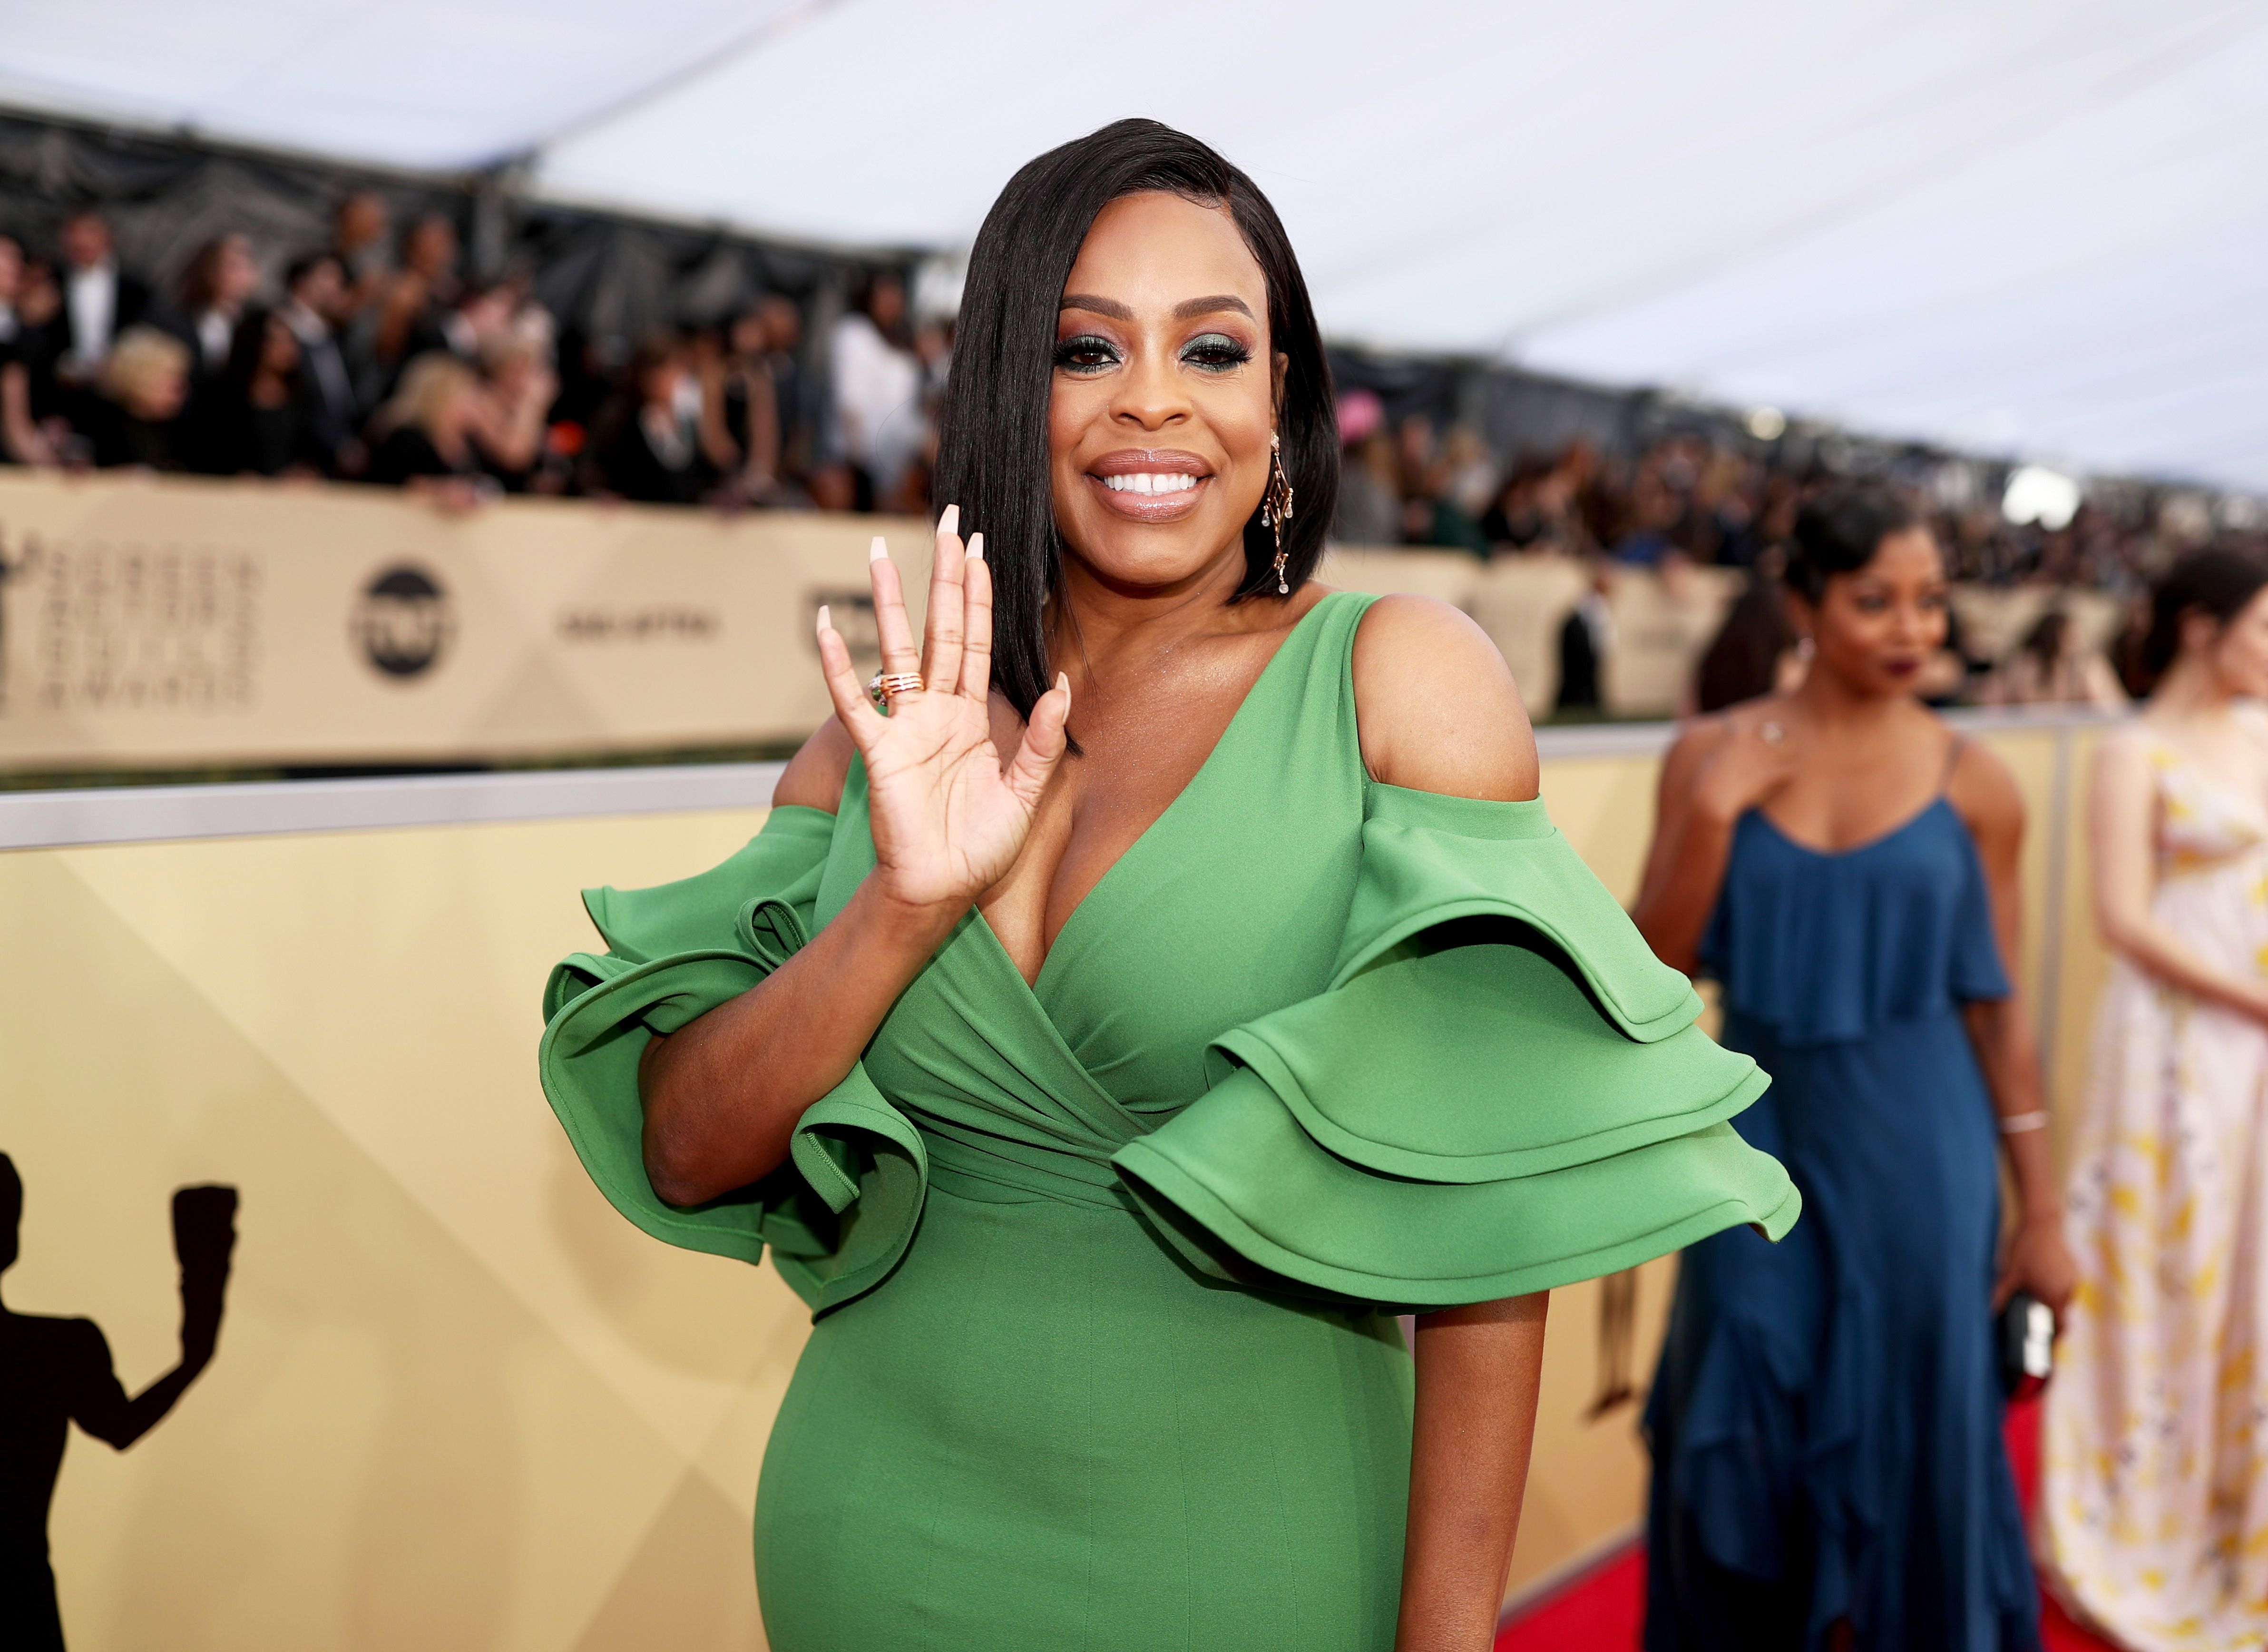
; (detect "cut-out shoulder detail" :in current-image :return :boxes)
[1351,593,1538,802]
[772,718,855,813]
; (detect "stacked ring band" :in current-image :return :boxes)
[868,671,926,710]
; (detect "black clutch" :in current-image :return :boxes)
[1998,1290,2054,1401]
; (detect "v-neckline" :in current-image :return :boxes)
[1754,795,1950,860]
[987,591,1344,998]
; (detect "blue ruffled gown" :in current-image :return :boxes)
[1643,798,2041,1652]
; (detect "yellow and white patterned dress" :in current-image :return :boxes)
[2041,725,2268,1651]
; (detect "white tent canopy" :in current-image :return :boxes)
[6,0,2266,489]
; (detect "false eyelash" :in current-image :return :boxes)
[1054,335,1120,371]
[1182,334,1252,370]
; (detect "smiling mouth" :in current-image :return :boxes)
[1086,456,1212,521]
[1100,472,1201,496]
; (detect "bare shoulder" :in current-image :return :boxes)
[771,717,854,812]
[2092,718,2155,775]
[1658,701,1765,794]
[1351,593,1537,801]
[1946,727,2024,845]
[1667,707,1741,760]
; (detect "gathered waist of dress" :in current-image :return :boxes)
[910,1106,1142,1211]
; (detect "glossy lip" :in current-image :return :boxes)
[1085,448,1216,523]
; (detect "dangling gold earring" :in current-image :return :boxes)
[1261,431,1295,594]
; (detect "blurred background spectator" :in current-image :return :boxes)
[56,208,149,388]
[368,212,459,396]
[331,192,392,306]
[207,306,314,476]
[717,303,783,503]
[585,335,707,504]
[1556,568,1615,716]
[166,232,260,381]
[1331,390,1397,545]
[1693,570,1803,713]
[829,270,924,513]
[0,233,57,467]
[365,353,486,495]
[165,231,262,470]
[279,251,363,475]
[475,329,561,492]
[1396,415,1489,554]
[1982,606,2129,710]
[85,325,189,469]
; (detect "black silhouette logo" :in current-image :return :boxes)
[352,564,454,679]
[0,1155,237,1650]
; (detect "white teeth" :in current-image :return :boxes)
[1103,472,1198,495]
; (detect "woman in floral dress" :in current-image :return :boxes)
[2043,548,2268,1651]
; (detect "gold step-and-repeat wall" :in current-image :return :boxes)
[0,718,2111,1650]
[0,471,1779,772]
[0,470,2121,775]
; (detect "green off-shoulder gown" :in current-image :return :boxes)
[539,591,1798,1651]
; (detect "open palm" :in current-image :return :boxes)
[815,509,1072,913]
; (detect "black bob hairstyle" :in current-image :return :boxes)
[1785,481,1929,604]
[2138,547,2268,687]
[933,118,1339,722]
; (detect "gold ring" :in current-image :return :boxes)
[867,671,925,711]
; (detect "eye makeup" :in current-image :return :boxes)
[1054,334,1121,373]
[1180,332,1253,372]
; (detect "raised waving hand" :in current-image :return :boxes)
[814,507,1073,914]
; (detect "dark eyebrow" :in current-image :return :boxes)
[1173,294,1253,321]
[1058,293,1133,319]
[1056,293,1256,322]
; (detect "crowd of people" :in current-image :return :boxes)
[5,187,2261,737]
[1327,389,2267,715]
[0,195,948,512]
[1333,385,2241,597]
[1,188,2250,609]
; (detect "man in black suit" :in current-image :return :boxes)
[279,252,365,475]
[53,211,150,386]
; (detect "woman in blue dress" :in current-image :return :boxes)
[1631,482,2078,1651]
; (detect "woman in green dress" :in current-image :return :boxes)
[539,118,1797,1652]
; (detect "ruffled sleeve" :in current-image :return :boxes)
[538,804,928,1313]
[1109,784,1799,1308]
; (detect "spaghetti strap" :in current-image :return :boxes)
[1937,733,1967,795]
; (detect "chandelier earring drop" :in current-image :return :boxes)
[1261,431,1296,594]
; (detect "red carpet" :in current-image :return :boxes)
[1496,1398,2120,1650]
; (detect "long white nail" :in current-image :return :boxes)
[817,604,831,635]
[968,531,985,562]
[869,536,887,563]
[1056,672,1069,693]
[938,504,960,538]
